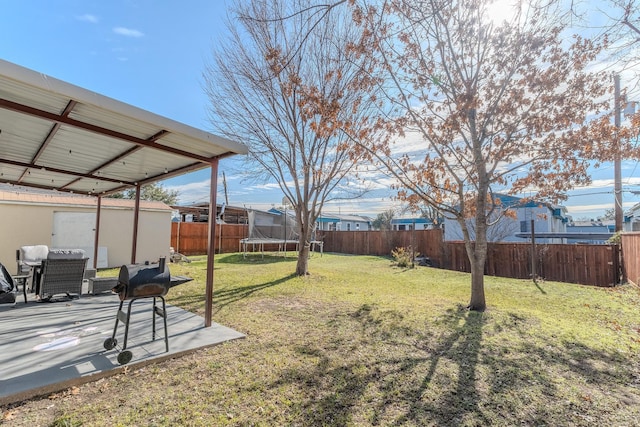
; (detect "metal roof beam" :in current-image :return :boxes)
[59,130,169,190]
[17,100,78,183]
[0,157,135,186]
[0,97,212,163]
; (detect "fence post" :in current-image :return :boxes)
[218,222,223,254]
[530,219,537,281]
[614,243,622,285]
[176,221,181,254]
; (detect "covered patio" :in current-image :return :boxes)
[0,293,245,405]
[0,59,248,404]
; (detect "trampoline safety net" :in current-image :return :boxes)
[248,209,299,242]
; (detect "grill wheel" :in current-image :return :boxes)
[117,350,133,365]
[103,338,117,350]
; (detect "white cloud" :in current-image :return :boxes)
[248,182,284,191]
[76,14,98,24]
[322,196,401,217]
[113,27,144,38]
[167,180,211,205]
[565,201,637,218]
[574,176,640,190]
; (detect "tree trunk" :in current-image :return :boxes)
[468,188,488,312]
[468,221,488,311]
[468,257,486,311]
[296,237,310,276]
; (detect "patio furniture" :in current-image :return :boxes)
[16,245,49,291]
[38,250,88,301]
[88,276,118,295]
[11,274,29,304]
[16,245,49,275]
[84,268,97,281]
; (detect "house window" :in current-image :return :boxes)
[356,223,360,231]
[347,223,351,231]
[520,221,530,233]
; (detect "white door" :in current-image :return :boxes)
[52,211,107,268]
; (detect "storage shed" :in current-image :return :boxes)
[0,187,172,271]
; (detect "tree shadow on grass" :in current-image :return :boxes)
[262,304,639,426]
[387,306,488,426]
[268,304,489,426]
[216,253,297,265]
[168,274,297,314]
[213,274,297,312]
[533,277,547,294]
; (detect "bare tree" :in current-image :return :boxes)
[372,208,395,230]
[344,0,628,310]
[204,0,373,275]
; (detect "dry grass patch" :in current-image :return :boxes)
[2,253,639,426]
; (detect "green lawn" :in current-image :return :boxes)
[3,253,640,426]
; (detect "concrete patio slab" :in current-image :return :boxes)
[0,293,245,405]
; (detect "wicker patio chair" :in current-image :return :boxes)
[16,245,49,274]
[38,258,88,302]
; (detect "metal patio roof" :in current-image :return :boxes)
[0,59,247,196]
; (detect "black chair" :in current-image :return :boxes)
[38,257,88,302]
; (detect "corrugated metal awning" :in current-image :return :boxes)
[0,59,247,195]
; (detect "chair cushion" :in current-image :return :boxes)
[48,249,85,260]
[20,245,49,262]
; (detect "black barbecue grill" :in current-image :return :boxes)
[103,257,192,365]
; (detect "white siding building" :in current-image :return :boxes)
[443,195,569,243]
[316,213,372,231]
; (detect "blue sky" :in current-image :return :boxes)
[1,1,639,220]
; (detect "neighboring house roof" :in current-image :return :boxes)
[391,218,433,225]
[567,224,615,233]
[268,208,371,224]
[316,213,372,223]
[494,194,565,213]
[444,194,571,228]
[488,194,569,222]
[627,202,640,216]
[0,188,172,211]
[267,208,295,216]
[515,232,613,240]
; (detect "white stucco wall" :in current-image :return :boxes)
[0,196,172,271]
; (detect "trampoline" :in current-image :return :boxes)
[240,210,323,258]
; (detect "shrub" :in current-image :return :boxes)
[391,246,419,268]
[607,231,622,244]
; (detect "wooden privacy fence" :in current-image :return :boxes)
[171,222,247,255]
[621,232,640,286]
[320,230,621,287]
[170,225,627,287]
[319,229,445,259]
[444,242,620,287]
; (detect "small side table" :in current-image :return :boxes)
[88,277,118,295]
[12,274,29,303]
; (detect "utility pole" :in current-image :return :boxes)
[222,171,229,206]
[614,74,623,232]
